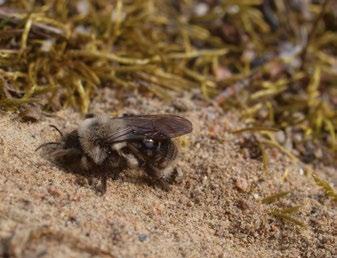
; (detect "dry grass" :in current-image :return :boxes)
[0,0,336,163]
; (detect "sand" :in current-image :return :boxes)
[0,88,336,258]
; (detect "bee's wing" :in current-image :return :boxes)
[106,115,192,143]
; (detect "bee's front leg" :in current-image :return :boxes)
[80,156,107,195]
[93,171,107,195]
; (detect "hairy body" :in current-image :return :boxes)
[38,114,192,193]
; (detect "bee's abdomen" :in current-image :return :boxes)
[155,139,177,168]
[166,140,178,160]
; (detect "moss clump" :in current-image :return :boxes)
[0,0,335,162]
[312,173,337,201]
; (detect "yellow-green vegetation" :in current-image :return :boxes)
[312,173,337,201]
[262,192,305,228]
[0,0,336,162]
[261,191,290,204]
[270,207,306,228]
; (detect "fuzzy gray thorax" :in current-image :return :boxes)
[77,115,119,164]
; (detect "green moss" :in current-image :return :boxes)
[262,191,290,204]
[0,0,335,160]
[312,173,337,201]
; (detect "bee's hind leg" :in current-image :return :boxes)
[87,171,107,195]
[144,165,178,191]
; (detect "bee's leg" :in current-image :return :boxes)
[81,156,95,189]
[144,165,176,191]
[112,142,142,169]
[96,172,107,195]
[122,153,139,168]
[81,156,107,195]
[172,167,184,184]
[87,170,107,195]
[104,157,126,180]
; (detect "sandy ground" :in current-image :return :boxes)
[0,88,336,258]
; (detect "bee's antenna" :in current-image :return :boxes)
[35,142,60,151]
[35,125,63,151]
[49,125,63,137]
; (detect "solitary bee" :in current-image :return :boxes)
[37,114,193,193]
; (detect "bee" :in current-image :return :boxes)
[37,114,193,193]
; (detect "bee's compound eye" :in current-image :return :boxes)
[143,138,155,149]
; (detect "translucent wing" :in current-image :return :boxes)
[106,114,192,143]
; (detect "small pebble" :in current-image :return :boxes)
[138,233,148,242]
[275,131,286,144]
[236,199,250,210]
[19,104,42,122]
[235,177,249,192]
[194,3,209,16]
[47,186,62,198]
